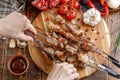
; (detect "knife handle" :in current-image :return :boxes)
[108,55,120,68]
[102,64,120,79]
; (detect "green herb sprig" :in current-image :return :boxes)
[114,32,120,56]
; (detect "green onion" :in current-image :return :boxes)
[114,32,120,56]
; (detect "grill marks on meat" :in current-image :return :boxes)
[81,41,92,52]
[67,55,77,63]
[46,35,66,49]
[44,47,55,56]
[77,50,87,62]
[46,37,58,46]
[52,32,59,38]
[56,15,65,24]
[56,15,83,36]
[65,44,78,55]
[65,23,82,36]
[54,50,66,61]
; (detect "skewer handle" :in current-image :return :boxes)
[24,30,36,39]
[107,55,120,68]
[102,64,120,79]
[96,48,120,68]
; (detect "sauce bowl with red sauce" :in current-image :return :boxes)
[7,54,29,76]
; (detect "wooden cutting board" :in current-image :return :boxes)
[28,8,110,79]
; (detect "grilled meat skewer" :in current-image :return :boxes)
[26,30,120,79]
[37,31,79,55]
[46,17,120,68]
[37,39,120,79]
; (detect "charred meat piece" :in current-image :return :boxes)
[47,21,61,30]
[77,50,87,61]
[58,36,67,45]
[44,47,55,56]
[65,23,82,36]
[56,15,65,24]
[67,55,78,63]
[81,41,92,52]
[46,37,65,49]
[47,21,79,42]
[46,37,58,46]
[57,42,64,49]
[54,50,65,58]
[65,44,78,55]
[58,55,67,62]
[69,42,80,50]
[54,50,66,61]
[52,32,59,38]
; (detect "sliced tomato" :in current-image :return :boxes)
[66,9,76,19]
[58,4,68,14]
[68,0,79,9]
[60,0,70,4]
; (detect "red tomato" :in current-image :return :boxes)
[31,0,49,10]
[66,9,76,19]
[32,0,60,10]
[58,4,68,14]
[68,0,79,9]
[49,0,60,8]
[60,0,70,4]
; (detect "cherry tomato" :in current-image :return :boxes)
[68,0,79,9]
[58,4,68,14]
[66,9,76,19]
[60,0,70,4]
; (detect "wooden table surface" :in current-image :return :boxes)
[0,1,120,80]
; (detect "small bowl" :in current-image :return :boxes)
[7,54,29,76]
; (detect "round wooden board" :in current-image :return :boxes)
[28,8,110,79]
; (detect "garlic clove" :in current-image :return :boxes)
[17,39,27,48]
[84,13,90,18]
[83,18,90,24]
[9,39,16,48]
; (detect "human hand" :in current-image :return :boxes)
[0,12,37,41]
[46,62,79,80]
